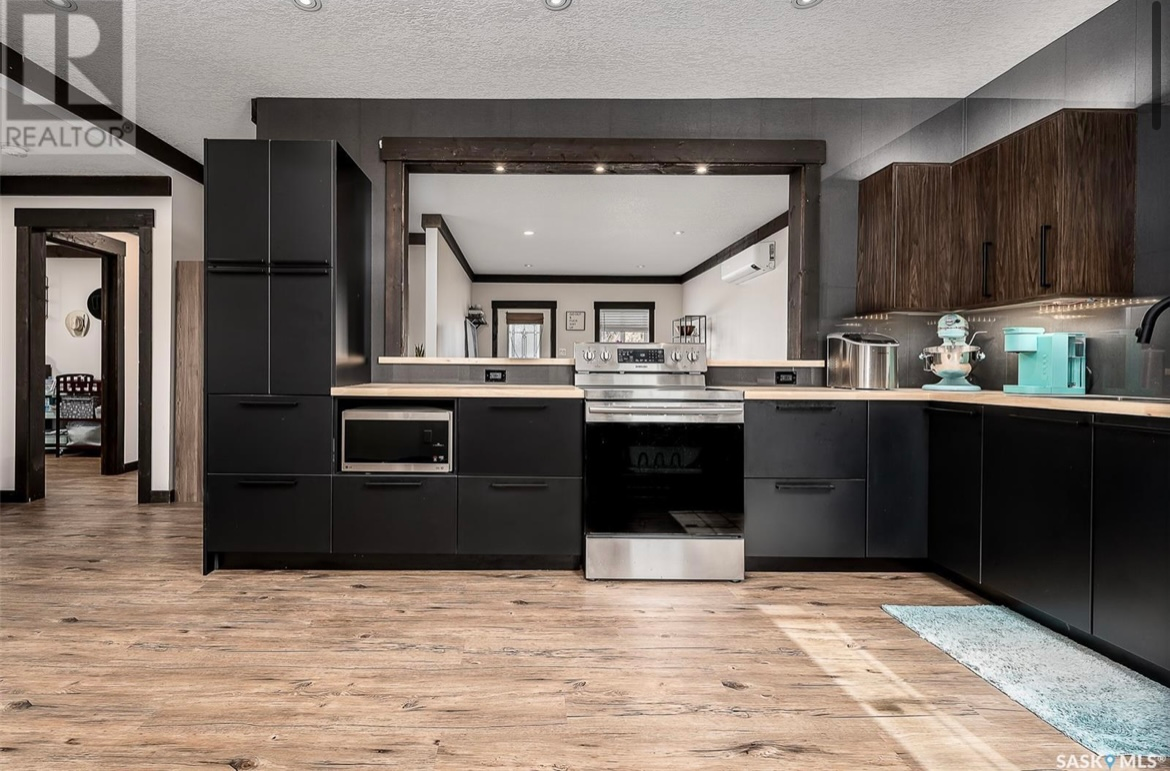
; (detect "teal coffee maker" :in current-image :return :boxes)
[1003,327,1087,395]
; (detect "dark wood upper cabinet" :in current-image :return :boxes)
[857,109,1135,313]
[951,148,999,307]
[856,163,953,314]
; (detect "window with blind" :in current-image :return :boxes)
[595,303,655,343]
[506,311,544,358]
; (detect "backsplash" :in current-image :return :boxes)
[829,298,1169,397]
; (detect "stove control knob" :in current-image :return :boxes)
[671,351,683,362]
[687,350,701,363]
[583,350,596,361]
[601,350,612,362]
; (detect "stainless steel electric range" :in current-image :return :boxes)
[575,342,745,581]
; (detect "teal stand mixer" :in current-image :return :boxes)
[920,314,987,391]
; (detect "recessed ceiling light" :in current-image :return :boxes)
[42,0,77,11]
[495,164,506,173]
[524,263,534,268]
[523,231,535,236]
[695,165,709,175]
[636,264,646,269]
[292,0,322,11]
[544,0,572,9]
[792,0,823,7]
[1,145,29,158]
[594,165,606,173]
[674,230,684,236]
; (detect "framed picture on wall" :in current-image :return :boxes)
[565,311,586,331]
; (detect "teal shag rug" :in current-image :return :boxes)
[883,604,1170,757]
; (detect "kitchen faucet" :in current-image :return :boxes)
[1135,296,1170,344]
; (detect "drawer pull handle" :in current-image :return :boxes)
[774,403,837,412]
[1095,422,1170,436]
[365,481,423,488]
[1006,412,1089,427]
[775,482,836,492]
[270,265,331,276]
[207,264,267,274]
[238,400,300,408]
[489,483,549,490]
[488,405,549,411]
[925,406,980,417]
[238,479,298,487]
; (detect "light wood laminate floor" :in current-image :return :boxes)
[0,456,1093,770]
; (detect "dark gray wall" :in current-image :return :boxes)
[254,0,1170,375]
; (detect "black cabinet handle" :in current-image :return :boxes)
[488,404,548,411]
[489,483,549,490]
[981,242,993,299]
[237,479,298,487]
[1095,421,1170,436]
[925,406,981,417]
[207,263,267,274]
[1039,225,1053,289]
[1006,411,1090,427]
[364,480,423,488]
[774,402,838,412]
[238,399,299,408]
[775,482,836,492]
[270,265,330,276]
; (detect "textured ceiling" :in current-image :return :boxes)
[409,173,788,275]
[0,0,1116,164]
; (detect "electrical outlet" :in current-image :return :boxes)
[775,370,798,385]
[485,369,507,383]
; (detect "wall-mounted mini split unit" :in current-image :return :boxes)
[721,241,777,285]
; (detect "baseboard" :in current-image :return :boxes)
[148,490,175,504]
[746,557,931,572]
[207,553,583,573]
[124,461,139,472]
[1,489,25,504]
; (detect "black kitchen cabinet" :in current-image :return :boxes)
[332,476,457,555]
[270,269,334,395]
[868,402,928,558]
[205,267,269,395]
[204,475,331,553]
[204,140,269,264]
[745,479,866,558]
[982,408,1092,632]
[459,399,583,477]
[926,405,983,583]
[1092,417,1170,671]
[745,401,867,479]
[270,141,335,264]
[206,395,333,475]
[458,477,583,556]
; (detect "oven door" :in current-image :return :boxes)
[584,403,744,538]
[341,409,453,473]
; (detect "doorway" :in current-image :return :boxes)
[43,232,128,478]
[13,209,155,504]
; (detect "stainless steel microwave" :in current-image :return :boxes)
[340,408,453,473]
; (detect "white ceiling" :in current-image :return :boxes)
[409,173,788,275]
[0,0,1116,165]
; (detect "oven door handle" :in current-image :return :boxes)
[586,404,744,423]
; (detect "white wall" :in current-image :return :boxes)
[470,283,684,357]
[45,256,103,379]
[682,229,789,361]
[1,195,179,492]
[406,244,426,354]
[435,235,472,357]
[106,232,140,466]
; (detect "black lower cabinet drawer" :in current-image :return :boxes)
[332,475,457,554]
[458,477,582,556]
[745,479,866,558]
[207,395,333,474]
[205,474,330,553]
[458,400,583,477]
[745,401,867,479]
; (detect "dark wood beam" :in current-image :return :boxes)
[420,214,476,281]
[1,176,172,197]
[47,231,127,256]
[680,212,790,284]
[15,209,155,230]
[385,162,407,356]
[408,232,426,246]
[788,167,821,360]
[380,137,826,167]
[1,43,203,183]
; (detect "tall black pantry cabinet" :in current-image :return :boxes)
[203,140,371,570]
